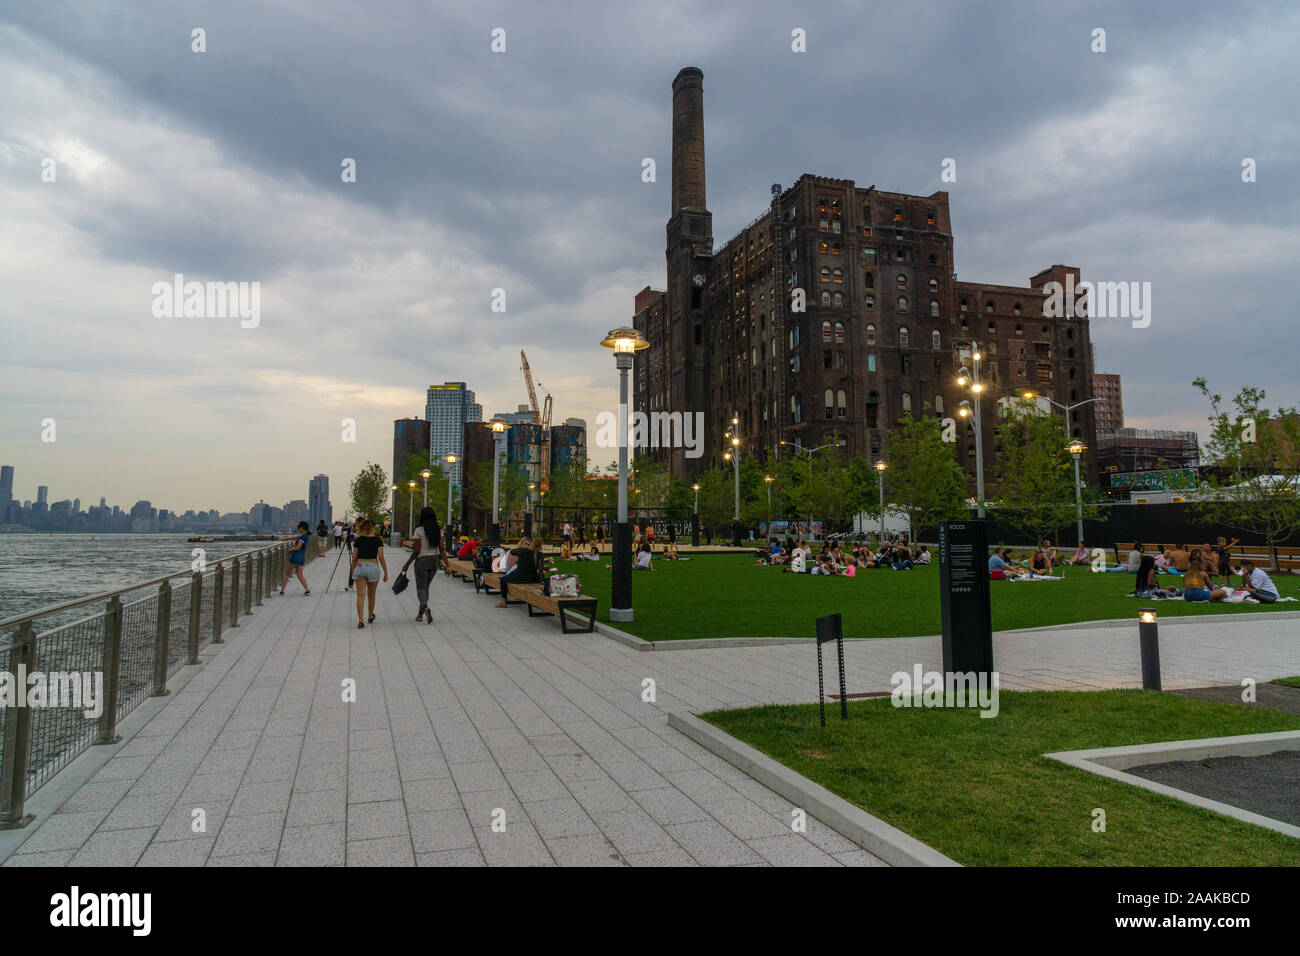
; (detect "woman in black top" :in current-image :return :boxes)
[494,538,543,607]
[349,518,388,628]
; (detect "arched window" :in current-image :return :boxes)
[1013,303,1022,316]
[893,207,903,221]
[1066,328,1074,340]
[832,244,842,255]
[837,390,847,418]
[986,301,995,313]
[987,322,995,334]
[960,298,968,312]
[929,278,939,292]
[832,292,844,308]
[820,241,830,254]
[865,295,875,309]
[930,300,940,317]
[834,321,845,343]
[866,324,876,345]
[864,272,874,289]
[832,268,843,283]
[902,393,912,413]
[1015,324,1023,336]
[897,274,908,289]
[899,326,910,349]
[822,320,832,342]
[820,267,830,282]
[821,291,831,307]
[935,395,944,414]
[931,330,941,350]
[824,390,834,419]
[1067,347,1075,358]
[897,295,908,313]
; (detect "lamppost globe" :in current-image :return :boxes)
[874,460,887,541]
[487,418,509,545]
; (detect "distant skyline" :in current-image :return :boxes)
[3,1,1297,512]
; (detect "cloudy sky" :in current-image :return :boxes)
[2,0,1296,514]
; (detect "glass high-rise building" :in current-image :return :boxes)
[308,474,332,528]
[0,465,13,523]
[426,382,481,487]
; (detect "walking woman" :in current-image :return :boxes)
[493,537,543,608]
[400,507,443,624]
[280,520,312,595]
[350,518,388,628]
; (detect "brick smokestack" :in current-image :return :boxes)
[671,67,706,215]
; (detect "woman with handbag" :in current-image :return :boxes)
[400,507,443,624]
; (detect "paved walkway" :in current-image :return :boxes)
[3,552,1298,867]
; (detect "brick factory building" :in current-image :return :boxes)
[634,67,1099,494]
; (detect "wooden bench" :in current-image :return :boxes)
[510,583,598,634]
[444,558,477,582]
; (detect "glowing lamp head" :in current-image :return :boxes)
[1067,440,1086,456]
[1140,609,1157,625]
[874,460,887,472]
[1023,391,1035,400]
[488,417,508,435]
[600,327,649,354]
[407,480,417,489]
[692,483,700,492]
[445,453,458,464]
[764,475,774,483]
[971,351,982,362]
[420,469,431,479]
[972,383,984,394]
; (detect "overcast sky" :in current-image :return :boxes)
[2,0,1296,514]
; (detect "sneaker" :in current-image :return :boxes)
[304,590,311,596]
[357,621,365,628]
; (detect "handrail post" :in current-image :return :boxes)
[95,596,123,745]
[0,621,37,828]
[229,559,241,628]
[212,563,225,644]
[187,571,203,664]
[152,579,172,697]
[244,556,253,614]
[255,552,265,606]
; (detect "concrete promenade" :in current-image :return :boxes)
[3,551,1298,867]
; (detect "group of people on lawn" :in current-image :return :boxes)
[1121,539,1278,603]
[757,536,931,576]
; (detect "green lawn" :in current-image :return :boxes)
[553,553,1296,641]
[703,690,1300,866]
[1274,676,1300,688]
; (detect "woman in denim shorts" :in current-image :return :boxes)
[349,517,388,627]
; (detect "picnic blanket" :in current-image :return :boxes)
[1009,574,1063,581]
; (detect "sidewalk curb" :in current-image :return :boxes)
[667,710,960,867]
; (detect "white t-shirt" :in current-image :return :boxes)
[413,526,440,559]
[1247,568,1278,596]
[635,550,652,569]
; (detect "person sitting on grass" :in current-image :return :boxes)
[891,543,914,571]
[830,543,848,568]
[1041,539,1059,565]
[914,545,931,565]
[1240,560,1279,604]
[576,545,600,562]
[1131,555,1180,599]
[1154,549,1172,573]
[1126,542,1145,572]
[1181,555,1227,603]
[1169,543,1191,573]
[1030,547,1051,575]
[560,539,573,561]
[634,542,654,571]
[664,541,680,561]
[1069,542,1090,565]
[989,548,1028,578]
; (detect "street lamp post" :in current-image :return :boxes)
[389,484,399,546]
[442,454,458,549]
[691,482,701,547]
[406,480,417,540]
[956,343,987,517]
[1068,440,1086,547]
[874,460,887,542]
[420,469,432,509]
[527,482,535,538]
[600,327,649,622]
[488,418,508,546]
[764,475,774,535]
[779,437,842,540]
[723,415,741,547]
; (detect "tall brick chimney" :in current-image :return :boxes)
[671,67,706,215]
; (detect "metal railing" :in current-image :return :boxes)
[0,538,318,828]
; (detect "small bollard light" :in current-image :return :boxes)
[1138,607,1161,691]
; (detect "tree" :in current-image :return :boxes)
[1193,379,1300,569]
[992,406,1101,546]
[695,466,733,543]
[394,450,453,530]
[468,456,530,528]
[349,462,389,524]
[883,411,968,536]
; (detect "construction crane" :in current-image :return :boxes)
[520,350,553,490]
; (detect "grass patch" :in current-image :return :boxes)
[554,554,1295,641]
[703,689,1300,866]
[1274,676,1300,688]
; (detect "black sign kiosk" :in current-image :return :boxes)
[938,520,994,676]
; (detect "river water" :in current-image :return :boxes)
[0,533,287,623]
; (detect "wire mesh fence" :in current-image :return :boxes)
[0,542,291,824]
